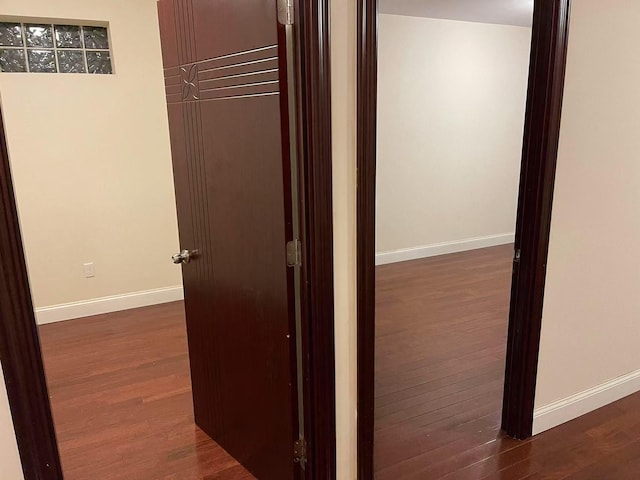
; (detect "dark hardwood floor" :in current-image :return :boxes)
[36,246,640,479]
[38,302,254,480]
[375,244,640,479]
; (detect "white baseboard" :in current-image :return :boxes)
[35,285,184,325]
[375,233,515,266]
[533,369,640,435]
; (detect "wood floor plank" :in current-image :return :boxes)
[375,244,640,479]
[37,244,640,478]
[39,302,255,480]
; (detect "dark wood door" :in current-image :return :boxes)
[156,2,299,479]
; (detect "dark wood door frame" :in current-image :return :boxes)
[0,1,336,479]
[356,0,572,477]
[295,0,337,477]
[0,105,63,480]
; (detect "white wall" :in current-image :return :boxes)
[0,0,179,473]
[376,14,531,264]
[0,0,182,318]
[331,1,358,478]
[0,367,23,480]
[533,0,640,433]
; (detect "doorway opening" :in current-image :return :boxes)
[357,0,571,478]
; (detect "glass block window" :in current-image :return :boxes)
[0,21,112,74]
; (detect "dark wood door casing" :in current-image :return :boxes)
[356,0,571,477]
[502,0,571,439]
[356,1,378,478]
[0,108,63,480]
[294,1,337,477]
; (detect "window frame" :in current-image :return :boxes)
[0,21,113,74]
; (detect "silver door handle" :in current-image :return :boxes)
[172,250,193,265]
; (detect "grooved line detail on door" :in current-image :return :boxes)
[164,44,280,103]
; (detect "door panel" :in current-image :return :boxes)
[157,1,298,479]
[192,0,278,59]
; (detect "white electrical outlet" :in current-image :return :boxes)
[83,262,96,278]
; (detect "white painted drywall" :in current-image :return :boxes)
[380,0,534,27]
[0,0,181,313]
[533,0,640,432]
[0,366,23,480]
[331,1,358,478]
[376,14,531,260]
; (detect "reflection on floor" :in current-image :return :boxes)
[375,244,513,479]
[374,244,640,478]
[39,301,254,480]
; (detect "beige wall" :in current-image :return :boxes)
[331,0,358,478]
[376,14,530,256]
[0,0,181,311]
[0,0,179,471]
[534,0,640,430]
[0,367,23,480]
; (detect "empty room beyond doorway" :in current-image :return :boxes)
[371,2,533,477]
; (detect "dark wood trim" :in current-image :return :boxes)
[356,0,378,479]
[0,4,336,480]
[0,108,63,479]
[296,0,337,477]
[502,0,572,439]
[356,0,572,474]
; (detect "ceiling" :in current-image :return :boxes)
[379,0,534,27]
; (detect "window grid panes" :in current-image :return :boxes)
[0,22,112,74]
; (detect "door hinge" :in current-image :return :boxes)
[293,438,307,467]
[286,239,302,267]
[277,0,295,25]
[514,248,521,263]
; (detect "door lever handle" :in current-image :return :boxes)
[172,249,193,265]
